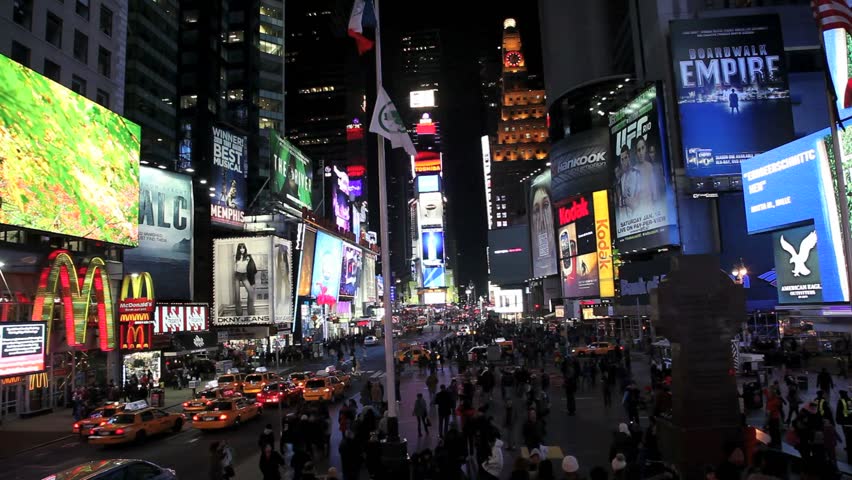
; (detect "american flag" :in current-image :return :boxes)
[812,0,852,34]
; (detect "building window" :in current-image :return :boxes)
[99,5,113,36]
[183,10,199,23]
[180,95,197,109]
[226,31,244,43]
[96,89,109,108]
[71,75,86,96]
[10,41,30,67]
[46,12,63,48]
[73,30,88,63]
[97,47,111,78]
[43,59,61,82]
[76,0,89,20]
[12,0,32,30]
[227,89,244,101]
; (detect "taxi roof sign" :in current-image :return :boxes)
[125,400,149,411]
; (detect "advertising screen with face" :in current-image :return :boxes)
[272,237,293,323]
[297,229,317,297]
[270,131,313,209]
[213,237,272,325]
[0,54,140,245]
[310,231,343,306]
[332,165,352,233]
[418,192,443,227]
[339,244,363,298]
[529,170,558,278]
[124,167,193,300]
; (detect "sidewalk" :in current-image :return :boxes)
[0,386,196,460]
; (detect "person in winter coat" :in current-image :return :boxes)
[435,384,455,438]
[521,408,545,451]
[259,423,276,451]
[258,444,286,480]
[209,441,225,480]
[480,437,504,480]
[413,392,430,437]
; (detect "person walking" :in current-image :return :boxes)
[818,367,835,400]
[480,436,504,480]
[220,440,235,480]
[258,423,276,451]
[258,444,286,480]
[786,383,801,425]
[209,441,225,480]
[837,389,852,462]
[435,384,454,438]
[426,372,439,402]
[413,392,430,437]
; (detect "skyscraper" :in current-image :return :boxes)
[488,18,549,228]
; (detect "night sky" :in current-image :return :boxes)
[380,0,543,294]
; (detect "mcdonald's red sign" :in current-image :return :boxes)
[120,323,152,350]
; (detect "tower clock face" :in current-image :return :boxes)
[504,51,524,67]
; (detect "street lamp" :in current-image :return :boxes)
[732,257,747,285]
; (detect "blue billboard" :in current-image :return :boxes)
[740,126,848,303]
[423,266,446,288]
[310,231,343,305]
[671,15,794,178]
[421,230,444,266]
[210,126,248,228]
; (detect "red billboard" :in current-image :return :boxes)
[153,303,210,334]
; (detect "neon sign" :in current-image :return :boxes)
[32,250,115,352]
[558,197,590,225]
[118,272,155,351]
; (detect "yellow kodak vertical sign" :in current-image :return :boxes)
[593,190,614,298]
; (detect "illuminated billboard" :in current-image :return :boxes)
[0,53,140,246]
[212,236,293,325]
[490,287,524,314]
[211,126,248,228]
[297,229,317,297]
[339,243,363,298]
[417,174,440,193]
[410,89,437,108]
[488,225,532,285]
[423,290,446,305]
[270,131,313,209]
[558,191,614,299]
[423,266,445,289]
[414,151,442,174]
[529,170,558,278]
[124,168,193,300]
[421,230,445,267]
[741,124,849,303]
[418,192,443,227]
[153,303,209,334]
[331,164,352,233]
[550,128,611,200]
[310,231,343,306]
[0,323,46,377]
[482,136,493,229]
[671,15,794,178]
[609,85,679,252]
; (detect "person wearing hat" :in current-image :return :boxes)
[562,455,580,479]
[611,453,627,479]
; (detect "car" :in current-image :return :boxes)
[289,371,314,389]
[257,381,302,407]
[182,388,240,413]
[302,376,345,402]
[215,373,244,392]
[364,335,380,346]
[191,397,262,430]
[242,372,280,395]
[41,459,177,480]
[88,402,185,445]
[396,347,437,364]
[72,402,126,437]
[467,346,488,362]
[457,325,471,336]
[322,366,351,388]
[571,342,621,356]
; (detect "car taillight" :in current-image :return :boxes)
[99,421,107,426]
[324,388,330,392]
[73,423,79,429]
[183,402,189,407]
[219,414,227,420]
[206,401,213,405]
[115,428,125,435]
[272,395,279,401]
[620,346,624,350]
[192,415,200,421]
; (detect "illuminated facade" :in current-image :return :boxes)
[488,18,550,229]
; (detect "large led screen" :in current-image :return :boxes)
[423,266,446,289]
[124,168,193,300]
[310,231,343,305]
[488,225,532,285]
[211,126,248,228]
[557,191,615,299]
[610,85,679,252]
[0,54,141,246]
[418,192,443,227]
[741,123,849,303]
[529,170,558,278]
[297,229,317,297]
[331,165,352,233]
[213,237,273,325]
[417,175,440,193]
[0,322,46,376]
[272,236,293,323]
[339,243,363,297]
[421,230,445,266]
[671,15,794,178]
[550,128,611,200]
[271,131,313,209]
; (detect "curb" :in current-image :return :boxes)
[0,433,76,460]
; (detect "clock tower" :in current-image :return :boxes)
[501,18,526,75]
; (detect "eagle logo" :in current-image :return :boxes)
[779,231,817,277]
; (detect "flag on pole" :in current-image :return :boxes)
[370,87,417,156]
[348,0,377,55]
[812,0,852,107]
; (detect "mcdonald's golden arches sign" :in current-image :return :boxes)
[119,272,155,351]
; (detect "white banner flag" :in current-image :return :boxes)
[370,86,417,156]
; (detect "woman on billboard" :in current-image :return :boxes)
[233,242,257,316]
[530,178,556,275]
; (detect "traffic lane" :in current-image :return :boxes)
[0,409,273,480]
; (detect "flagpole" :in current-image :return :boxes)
[819,26,852,305]
[372,0,400,428]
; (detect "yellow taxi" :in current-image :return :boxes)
[72,402,125,437]
[396,346,436,364]
[302,376,345,402]
[322,366,351,389]
[215,373,244,392]
[182,388,240,413]
[242,371,280,395]
[191,397,262,430]
[88,402,185,445]
[289,371,313,389]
